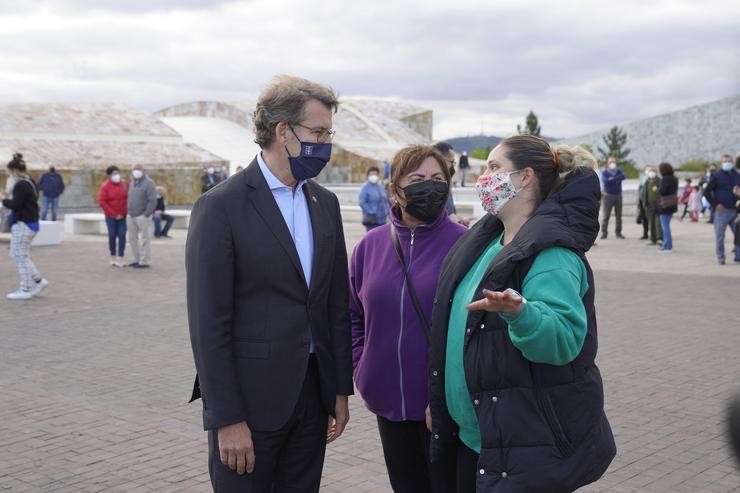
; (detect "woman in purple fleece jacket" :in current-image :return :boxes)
[350,145,467,493]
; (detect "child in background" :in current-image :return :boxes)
[687,185,702,222]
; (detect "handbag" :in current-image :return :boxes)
[659,194,678,210]
[362,213,378,226]
[390,224,431,343]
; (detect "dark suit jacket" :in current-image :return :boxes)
[186,158,353,432]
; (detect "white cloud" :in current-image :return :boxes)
[0,0,738,139]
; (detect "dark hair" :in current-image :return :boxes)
[252,74,339,149]
[390,145,451,191]
[736,155,740,169]
[658,162,674,175]
[7,153,26,172]
[366,165,380,176]
[499,135,595,204]
[106,165,120,176]
[432,142,454,156]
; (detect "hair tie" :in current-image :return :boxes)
[551,148,560,170]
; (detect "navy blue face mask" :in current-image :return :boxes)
[285,126,332,181]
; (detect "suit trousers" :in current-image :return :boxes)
[127,214,153,265]
[208,355,328,493]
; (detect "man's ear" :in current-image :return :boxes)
[275,121,289,146]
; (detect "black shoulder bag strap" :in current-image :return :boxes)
[390,224,431,343]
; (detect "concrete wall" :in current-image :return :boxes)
[558,94,740,166]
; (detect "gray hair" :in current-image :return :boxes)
[252,74,339,149]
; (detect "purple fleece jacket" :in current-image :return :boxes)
[350,207,466,422]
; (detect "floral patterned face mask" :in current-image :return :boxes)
[475,170,522,216]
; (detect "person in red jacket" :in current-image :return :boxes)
[98,165,129,267]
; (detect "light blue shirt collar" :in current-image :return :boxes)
[257,153,306,192]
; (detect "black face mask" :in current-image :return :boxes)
[401,180,450,223]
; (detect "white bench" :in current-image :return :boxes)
[32,220,63,246]
[64,213,107,235]
[166,209,191,229]
[64,210,192,235]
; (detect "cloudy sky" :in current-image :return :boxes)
[1,0,738,139]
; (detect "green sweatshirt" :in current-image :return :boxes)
[445,232,589,453]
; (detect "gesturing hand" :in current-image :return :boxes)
[218,421,255,475]
[467,288,525,317]
[327,395,349,443]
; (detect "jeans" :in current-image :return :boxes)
[153,213,174,237]
[41,196,59,221]
[713,207,739,261]
[460,167,469,187]
[659,213,673,250]
[105,217,127,257]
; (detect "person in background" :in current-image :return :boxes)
[637,167,650,239]
[428,135,615,492]
[1,153,49,300]
[600,156,625,239]
[434,142,470,227]
[235,165,244,173]
[679,177,692,221]
[98,165,128,267]
[641,163,663,245]
[359,165,389,232]
[216,165,228,181]
[153,186,174,239]
[37,165,65,221]
[699,165,717,223]
[350,145,466,493]
[200,165,221,194]
[687,184,702,222]
[704,154,740,264]
[126,164,157,268]
[657,162,678,252]
[458,151,470,187]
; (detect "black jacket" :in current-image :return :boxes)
[429,167,615,492]
[658,173,679,214]
[2,179,39,224]
[186,158,353,432]
[200,173,221,194]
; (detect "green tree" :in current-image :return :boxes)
[597,126,633,167]
[471,146,492,160]
[517,110,541,136]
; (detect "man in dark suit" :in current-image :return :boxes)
[200,166,222,194]
[186,75,353,492]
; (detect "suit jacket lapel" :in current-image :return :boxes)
[244,159,307,287]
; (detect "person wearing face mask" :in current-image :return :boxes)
[349,145,467,493]
[200,164,222,194]
[600,156,626,239]
[1,153,50,300]
[703,153,740,264]
[186,75,353,492]
[359,165,390,232]
[126,164,157,268]
[428,135,615,492]
[656,162,679,252]
[98,165,129,267]
[641,164,663,245]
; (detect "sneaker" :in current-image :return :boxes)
[115,257,125,267]
[127,262,140,268]
[110,256,117,266]
[135,263,150,269]
[7,289,33,300]
[640,235,648,240]
[658,249,673,253]
[718,258,726,265]
[616,234,626,239]
[734,258,740,263]
[31,278,49,297]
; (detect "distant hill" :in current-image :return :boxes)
[443,135,558,155]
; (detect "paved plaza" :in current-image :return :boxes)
[1,215,739,492]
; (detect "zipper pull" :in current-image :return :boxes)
[410,230,415,247]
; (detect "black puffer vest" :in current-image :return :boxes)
[429,167,616,492]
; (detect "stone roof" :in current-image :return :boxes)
[0,139,226,170]
[155,98,433,163]
[0,102,179,137]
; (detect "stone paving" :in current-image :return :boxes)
[1,215,739,492]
